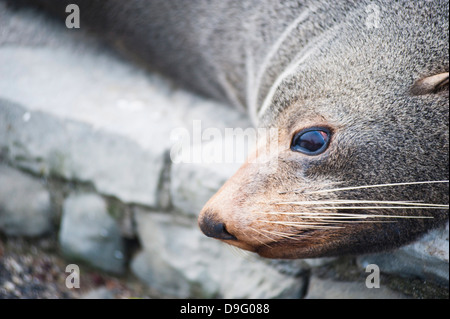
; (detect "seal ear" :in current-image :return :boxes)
[410,72,449,95]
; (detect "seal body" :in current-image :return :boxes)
[20,0,449,258]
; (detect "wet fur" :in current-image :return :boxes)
[15,0,449,258]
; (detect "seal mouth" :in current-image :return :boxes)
[253,241,319,259]
[219,232,314,258]
[222,238,257,253]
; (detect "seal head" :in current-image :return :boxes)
[198,1,449,258]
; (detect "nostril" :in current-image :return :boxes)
[219,223,237,240]
[199,214,237,240]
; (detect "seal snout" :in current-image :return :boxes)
[198,209,237,241]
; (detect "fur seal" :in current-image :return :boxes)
[15,0,449,258]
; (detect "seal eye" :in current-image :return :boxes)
[291,127,331,155]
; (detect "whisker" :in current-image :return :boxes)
[258,22,340,118]
[225,244,258,261]
[273,200,448,207]
[252,8,311,117]
[259,212,373,216]
[258,212,434,219]
[312,220,397,224]
[277,182,344,195]
[259,228,303,241]
[249,227,276,246]
[311,206,448,210]
[260,220,398,227]
[257,220,344,229]
[296,180,449,195]
[260,220,342,225]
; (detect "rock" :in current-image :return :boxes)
[131,250,193,298]
[59,193,125,274]
[0,98,164,207]
[0,164,53,237]
[170,128,258,216]
[0,1,250,208]
[131,209,306,298]
[305,276,410,299]
[170,159,241,217]
[81,287,114,299]
[357,222,449,286]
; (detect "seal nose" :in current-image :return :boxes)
[198,211,237,240]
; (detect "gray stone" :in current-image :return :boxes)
[131,251,193,298]
[170,159,241,217]
[0,1,250,208]
[59,193,125,274]
[0,99,164,207]
[0,164,52,237]
[131,209,306,298]
[170,129,255,217]
[305,276,410,299]
[81,287,115,299]
[357,222,449,286]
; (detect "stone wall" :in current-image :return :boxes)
[0,2,448,298]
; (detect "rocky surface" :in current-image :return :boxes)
[132,209,306,299]
[0,236,151,299]
[357,223,449,286]
[0,165,53,237]
[305,276,410,299]
[0,1,448,299]
[59,193,125,274]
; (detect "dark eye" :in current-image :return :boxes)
[290,127,331,155]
